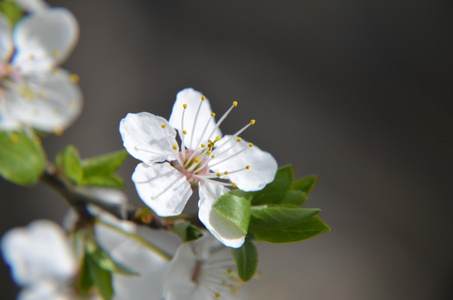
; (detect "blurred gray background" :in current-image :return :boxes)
[1,0,453,299]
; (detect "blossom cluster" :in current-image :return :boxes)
[0,1,329,299]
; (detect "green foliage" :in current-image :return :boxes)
[291,175,318,194]
[56,147,127,188]
[0,0,22,25]
[250,207,320,229]
[56,145,83,184]
[250,216,330,243]
[0,131,46,185]
[251,165,294,206]
[231,238,258,282]
[172,222,203,242]
[213,190,252,234]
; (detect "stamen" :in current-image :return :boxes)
[234,119,255,137]
[181,104,187,160]
[69,74,80,83]
[209,145,251,168]
[194,113,215,148]
[190,98,204,148]
[206,101,237,140]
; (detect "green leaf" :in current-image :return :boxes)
[86,240,138,276]
[86,253,114,300]
[172,222,203,242]
[250,207,320,229]
[0,1,22,25]
[250,215,330,244]
[291,175,318,194]
[56,145,82,184]
[251,165,294,206]
[232,238,258,282]
[81,150,128,177]
[77,253,94,294]
[277,189,309,207]
[80,173,125,188]
[213,190,252,234]
[0,131,46,185]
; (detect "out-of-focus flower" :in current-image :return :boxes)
[1,220,78,300]
[163,233,242,300]
[120,88,277,247]
[0,7,81,133]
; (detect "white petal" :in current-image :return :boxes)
[94,224,169,300]
[132,162,192,217]
[210,135,278,191]
[0,14,12,62]
[6,68,82,132]
[169,88,222,150]
[120,112,179,164]
[14,0,48,13]
[163,243,198,300]
[12,8,79,73]
[1,220,76,287]
[198,181,245,248]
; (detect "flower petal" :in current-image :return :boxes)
[198,181,245,248]
[132,162,192,217]
[210,135,278,191]
[1,220,76,287]
[6,68,82,132]
[169,88,222,150]
[0,14,12,63]
[12,8,79,73]
[95,224,169,300]
[120,112,179,164]
[163,242,197,300]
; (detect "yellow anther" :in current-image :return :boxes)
[194,158,200,163]
[227,268,233,274]
[249,143,253,147]
[215,293,221,298]
[172,145,177,150]
[208,139,212,144]
[224,171,229,175]
[232,183,237,188]
[215,136,221,141]
[183,130,187,134]
[29,54,34,60]
[10,133,18,143]
[246,165,250,170]
[70,74,80,83]
[250,119,256,125]
[201,95,205,100]
[201,143,205,147]
[207,150,211,155]
[236,137,242,142]
[5,65,12,73]
[211,155,215,158]
[233,101,238,107]
[54,126,64,136]
[52,50,59,57]
[183,104,187,109]
[216,173,222,177]
[161,124,166,128]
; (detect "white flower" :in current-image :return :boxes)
[120,88,278,248]
[0,7,81,133]
[163,233,242,300]
[1,220,78,300]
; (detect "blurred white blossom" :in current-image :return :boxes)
[120,88,277,247]
[0,7,81,133]
[163,233,242,300]
[1,220,78,300]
